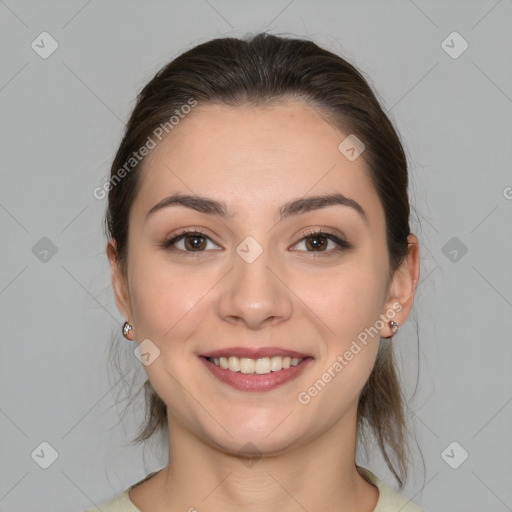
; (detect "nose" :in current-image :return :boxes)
[216,243,293,330]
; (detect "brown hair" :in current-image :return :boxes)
[106,32,418,489]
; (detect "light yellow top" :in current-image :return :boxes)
[83,466,426,512]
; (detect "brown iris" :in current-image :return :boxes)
[184,234,207,251]
[305,235,328,251]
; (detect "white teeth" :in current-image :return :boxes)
[270,356,282,371]
[240,358,255,374]
[209,356,304,374]
[228,356,240,372]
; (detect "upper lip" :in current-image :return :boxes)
[200,347,313,359]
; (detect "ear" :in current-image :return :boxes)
[106,238,134,327]
[380,234,420,337]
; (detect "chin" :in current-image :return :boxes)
[202,421,305,459]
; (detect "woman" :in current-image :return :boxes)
[87,32,423,511]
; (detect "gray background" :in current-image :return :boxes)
[1,1,511,511]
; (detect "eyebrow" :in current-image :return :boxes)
[145,192,368,224]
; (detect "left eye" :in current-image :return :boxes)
[292,231,350,252]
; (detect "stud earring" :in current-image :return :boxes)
[122,321,133,339]
[389,321,399,336]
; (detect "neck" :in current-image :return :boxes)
[143,406,379,512]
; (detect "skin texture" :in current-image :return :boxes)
[107,98,420,512]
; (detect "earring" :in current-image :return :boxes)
[389,321,399,336]
[122,321,133,340]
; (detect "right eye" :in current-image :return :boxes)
[161,230,221,252]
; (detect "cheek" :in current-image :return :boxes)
[298,269,383,412]
[291,258,385,396]
[128,251,214,341]
[127,256,214,400]
[295,259,385,342]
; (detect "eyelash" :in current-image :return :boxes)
[160,229,353,255]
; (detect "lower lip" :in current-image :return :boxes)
[199,357,313,392]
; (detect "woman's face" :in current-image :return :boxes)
[109,98,416,456]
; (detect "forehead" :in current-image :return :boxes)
[132,99,383,227]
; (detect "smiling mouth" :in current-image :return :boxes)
[199,354,313,392]
[204,355,310,374]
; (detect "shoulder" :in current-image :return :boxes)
[357,466,427,512]
[82,489,140,512]
[82,470,162,512]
